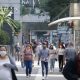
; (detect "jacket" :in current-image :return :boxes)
[62,59,78,80]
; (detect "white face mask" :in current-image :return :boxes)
[0,51,7,57]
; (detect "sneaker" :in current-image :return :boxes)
[45,75,48,79]
[42,76,45,80]
[26,75,28,78]
[29,74,31,77]
[53,69,54,72]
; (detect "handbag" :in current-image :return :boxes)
[11,69,17,80]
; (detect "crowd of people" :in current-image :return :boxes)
[0,41,80,80]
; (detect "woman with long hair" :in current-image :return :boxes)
[23,44,34,78]
[57,44,65,72]
[49,44,57,72]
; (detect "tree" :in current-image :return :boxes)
[0,7,21,44]
[0,30,10,45]
[0,7,21,33]
[45,0,70,21]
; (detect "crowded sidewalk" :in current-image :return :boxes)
[16,60,66,80]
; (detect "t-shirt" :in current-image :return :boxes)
[49,49,56,59]
[39,48,49,62]
[0,58,12,80]
[57,48,64,55]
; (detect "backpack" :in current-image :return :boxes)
[76,52,80,76]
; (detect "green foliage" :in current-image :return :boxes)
[0,30,10,45]
[21,6,30,15]
[0,7,21,44]
[45,0,70,21]
[0,7,21,33]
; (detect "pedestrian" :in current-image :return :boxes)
[0,46,18,80]
[20,44,25,68]
[32,41,37,54]
[14,42,21,61]
[65,42,76,63]
[38,42,49,79]
[36,42,43,64]
[62,52,80,80]
[23,44,34,78]
[57,44,65,72]
[49,44,57,72]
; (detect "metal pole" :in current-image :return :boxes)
[30,31,31,43]
[74,29,75,48]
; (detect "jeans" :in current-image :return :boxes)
[21,61,25,68]
[50,58,55,70]
[24,60,32,76]
[58,55,64,71]
[41,61,48,76]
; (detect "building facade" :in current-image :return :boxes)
[0,0,20,20]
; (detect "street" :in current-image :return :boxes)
[16,61,66,80]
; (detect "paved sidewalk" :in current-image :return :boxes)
[16,61,66,80]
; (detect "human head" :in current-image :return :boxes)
[42,42,47,49]
[49,44,53,49]
[26,44,32,50]
[59,44,62,48]
[0,46,7,58]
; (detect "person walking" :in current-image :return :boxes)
[57,44,65,72]
[36,42,43,64]
[23,44,34,78]
[14,42,21,61]
[38,42,49,79]
[0,46,18,80]
[49,44,57,72]
[65,42,76,63]
[62,52,80,80]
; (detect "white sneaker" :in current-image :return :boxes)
[45,75,48,79]
[26,75,28,78]
[42,76,45,80]
[29,74,31,77]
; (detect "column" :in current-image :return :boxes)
[70,2,80,49]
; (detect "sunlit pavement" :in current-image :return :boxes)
[16,61,66,80]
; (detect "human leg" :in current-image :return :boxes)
[24,61,29,76]
[44,62,48,76]
[41,61,45,77]
[28,61,32,75]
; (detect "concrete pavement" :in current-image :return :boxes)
[16,61,66,80]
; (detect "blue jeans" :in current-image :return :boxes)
[21,61,25,68]
[24,60,32,76]
[41,61,48,76]
[50,58,55,70]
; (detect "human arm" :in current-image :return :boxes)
[3,55,18,71]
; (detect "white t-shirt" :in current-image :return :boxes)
[0,58,12,80]
[57,48,64,55]
[49,49,56,59]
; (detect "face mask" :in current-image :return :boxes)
[0,51,7,57]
